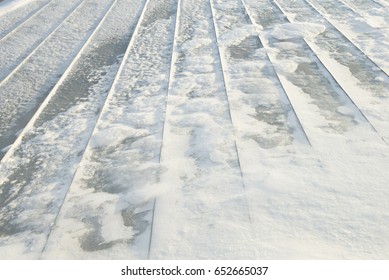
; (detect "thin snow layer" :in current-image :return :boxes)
[273,0,389,143]
[0,0,389,259]
[42,0,178,259]
[340,0,389,28]
[0,0,147,259]
[0,0,49,37]
[0,0,34,16]
[0,0,113,156]
[0,0,83,81]
[306,0,389,74]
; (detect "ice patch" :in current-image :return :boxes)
[374,76,385,82]
[273,60,298,74]
[89,125,149,149]
[0,144,11,153]
[218,25,257,47]
[270,22,326,40]
[336,106,355,117]
[122,181,174,206]
[182,38,212,51]
[365,16,387,29]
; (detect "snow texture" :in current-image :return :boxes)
[0,0,389,259]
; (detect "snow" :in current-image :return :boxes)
[269,22,326,41]
[1,0,389,259]
[0,0,34,16]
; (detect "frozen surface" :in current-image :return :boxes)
[0,0,50,38]
[0,0,389,259]
[0,0,113,158]
[0,0,35,16]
